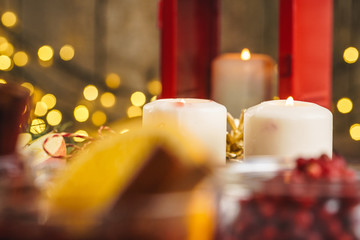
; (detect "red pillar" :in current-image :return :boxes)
[279,0,333,109]
[159,0,219,99]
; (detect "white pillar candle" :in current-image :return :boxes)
[244,98,332,160]
[211,48,276,117]
[143,98,227,165]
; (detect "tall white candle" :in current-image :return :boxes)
[143,98,227,165]
[244,98,332,160]
[211,48,276,117]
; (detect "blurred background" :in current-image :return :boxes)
[0,0,359,159]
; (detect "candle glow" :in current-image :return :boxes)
[240,48,251,61]
[285,96,294,106]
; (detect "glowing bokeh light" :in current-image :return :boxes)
[350,124,360,141]
[130,91,146,107]
[1,11,17,28]
[91,111,107,126]
[59,44,75,61]
[41,94,56,109]
[83,85,98,101]
[30,118,46,135]
[38,45,54,61]
[0,42,14,56]
[0,79,6,84]
[0,37,7,45]
[150,96,157,102]
[127,106,142,118]
[147,79,162,96]
[343,47,359,64]
[46,109,62,126]
[100,92,116,108]
[20,82,34,95]
[34,101,48,116]
[105,73,121,89]
[73,130,88,143]
[74,105,89,122]
[120,129,129,134]
[0,55,12,70]
[13,51,28,67]
[337,98,353,114]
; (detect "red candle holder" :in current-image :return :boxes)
[279,0,333,109]
[158,0,219,99]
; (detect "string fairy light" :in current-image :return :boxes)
[46,109,62,126]
[38,45,54,61]
[74,105,89,122]
[130,91,146,107]
[1,11,17,28]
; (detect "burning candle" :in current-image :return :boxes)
[143,98,227,165]
[244,97,332,160]
[211,48,276,117]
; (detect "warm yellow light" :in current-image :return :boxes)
[285,96,294,106]
[41,94,56,109]
[0,79,6,84]
[0,55,12,70]
[13,51,28,67]
[120,129,129,134]
[30,118,46,135]
[74,105,89,122]
[73,130,88,143]
[0,41,7,52]
[240,48,251,61]
[344,47,359,64]
[38,45,54,61]
[100,92,116,108]
[46,109,62,126]
[105,73,121,89]
[59,44,75,61]
[127,106,142,118]
[150,95,157,102]
[0,42,14,56]
[20,82,34,95]
[350,124,360,141]
[34,101,48,116]
[1,11,17,28]
[147,79,162,96]
[337,98,353,114]
[83,85,98,101]
[91,111,107,126]
[130,91,146,107]
[0,37,7,45]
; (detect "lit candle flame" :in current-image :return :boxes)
[285,96,294,106]
[240,48,251,61]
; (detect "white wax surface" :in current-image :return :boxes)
[244,100,333,160]
[211,53,276,117]
[143,98,227,165]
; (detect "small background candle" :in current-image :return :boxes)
[143,98,227,165]
[244,97,333,160]
[211,48,276,117]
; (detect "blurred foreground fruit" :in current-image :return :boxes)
[47,127,210,229]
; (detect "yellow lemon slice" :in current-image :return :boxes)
[48,126,208,228]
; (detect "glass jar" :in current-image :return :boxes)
[0,179,217,240]
[217,157,360,240]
